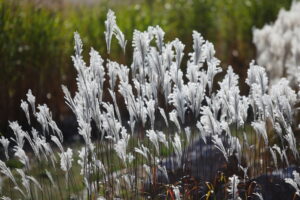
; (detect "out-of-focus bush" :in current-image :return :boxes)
[0,0,294,135]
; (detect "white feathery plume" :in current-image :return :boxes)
[133,30,150,65]
[158,165,169,182]
[51,135,64,153]
[206,57,222,94]
[114,26,127,53]
[74,31,83,57]
[284,129,299,159]
[227,174,241,200]
[168,86,187,123]
[158,107,169,127]
[9,121,26,148]
[200,106,220,135]
[108,61,120,90]
[45,170,56,188]
[60,148,73,172]
[230,136,242,164]
[172,133,182,166]
[27,176,42,191]
[145,99,156,129]
[157,131,169,148]
[196,121,208,144]
[114,131,130,165]
[191,31,205,65]
[149,25,165,52]
[0,136,9,160]
[184,127,191,145]
[143,164,152,183]
[20,100,30,124]
[251,121,268,146]
[16,169,31,198]
[26,89,36,115]
[135,144,149,161]
[169,110,181,131]
[172,38,185,69]
[0,160,17,186]
[146,130,159,154]
[269,147,278,169]
[104,9,116,53]
[212,135,228,162]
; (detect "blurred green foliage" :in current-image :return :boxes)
[0,0,294,133]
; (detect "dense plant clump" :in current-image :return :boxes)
[1,10,300,200]
[253,2,300,86]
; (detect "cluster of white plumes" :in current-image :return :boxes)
[0,9,300,200]
[253,2,300,86]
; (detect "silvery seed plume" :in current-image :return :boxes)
[135,144,149,161]
[145,99,156,129]
[0,160,17,186]
[51,135,64,153]
[16,169,31,198]
[157,131,169,148]
[186,82,205,118]
[20,100,30,124]
[143,164,152,183]
[158,107,169,127]
[270,78,297,105]
[108,89,122,122]
[184,127,191,145]
[163,42,174,69]
[212,135,228,162]
[114,26,127,53]
[114,131,130,166]
[169,110,181,131]
[251,121,268,146]
[104,9,116,53]
[9,121,25,148]
[146,130,159,154]
[74,31,83,57]
[168,86,187,124]
[45,170,56,188]
[13,146,29,168]
[60,148,73,172]
[200,106,220,135]
[191,31,205,65]
[227,174,241,200]
[133,30,150,65]
[230,136,242,164]
[158,165,169,182]
[0,137,9,160]
[196,121,208,144]
[26,89,36,115]
[186,62,200,83]
[284,129,299,159]
[172,133,182,166]
[108,60,120,90]
[172,38,185,70]
[269,147,278,169]
[206,57,221,94]
[204,41,216,63]
[149,25,165,52]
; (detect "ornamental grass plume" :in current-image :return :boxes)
[1,9,300,200]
